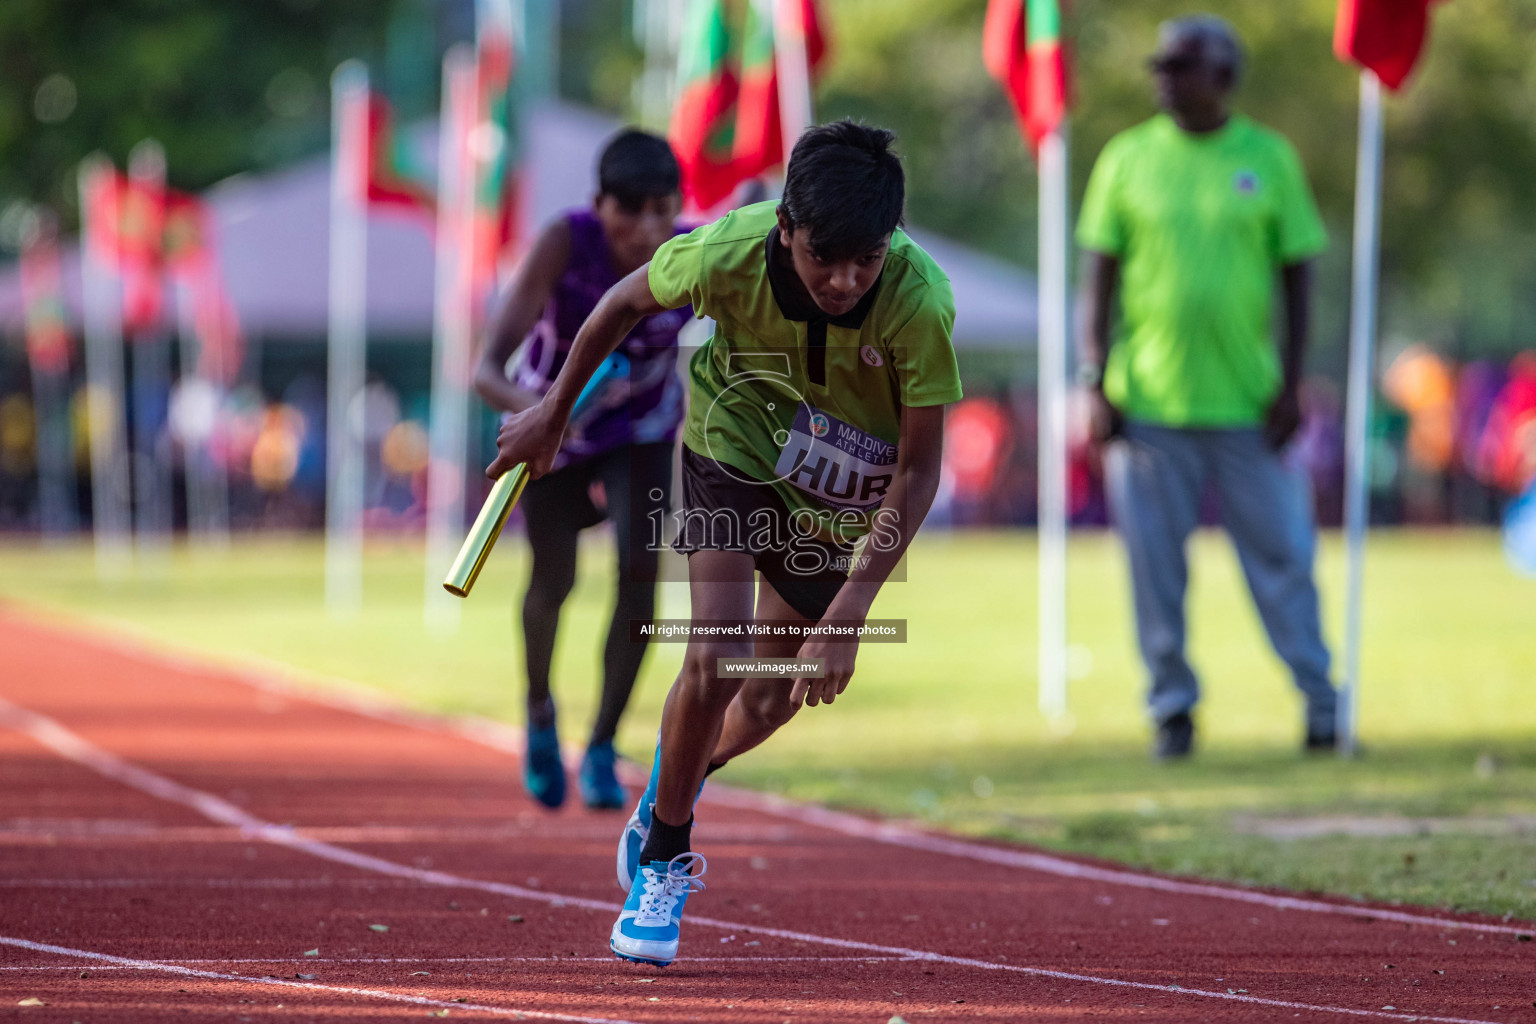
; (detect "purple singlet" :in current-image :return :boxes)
[506,209,692,467]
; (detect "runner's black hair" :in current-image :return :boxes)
[597,129,681,212]
[779,120,904,262]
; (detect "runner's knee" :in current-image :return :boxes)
[524,567,576,614]
[681,642,750,701]
[739,684,798,731]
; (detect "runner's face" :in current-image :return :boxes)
[595,192,682,275]
[778,217,890,317]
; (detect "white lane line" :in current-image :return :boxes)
[0,823,790,844]
[0,878,418,889]
[39,609,1532,937]
[0,697,1507,1024]
[0,955,902,970]
[0,936,639,1023]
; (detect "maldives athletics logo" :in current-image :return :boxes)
[809,411,831,438]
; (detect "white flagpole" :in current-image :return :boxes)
[772,0,814,147]
[326,61,370,615]
[174,284,207,540]
[1340,70,1384,759]
[174,282,230,551]
[77,154,132,579]
[423,46,478,630]
[1037,125,1071,724]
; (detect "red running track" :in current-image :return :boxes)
[0,606,1532,1023]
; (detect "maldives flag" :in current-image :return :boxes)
[670,0,745,212]
[363,94,436,221]
[984,0,1070,150]
[163,191,245,385]
[81,164,170,334]
[1334,0,1440,91]
[472,0,523,300]
[732,0,827,184]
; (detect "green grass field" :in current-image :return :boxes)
[2,529,1534,920]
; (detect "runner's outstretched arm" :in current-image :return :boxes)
[485,266,669,481]
[472,219,572,416]
[790,402,945,708]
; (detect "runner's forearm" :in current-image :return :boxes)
[830,464,940,619]
[475,219,571,414]
[472,364,542,415]
[827,406,945,620]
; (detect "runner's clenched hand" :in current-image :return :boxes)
[486,403,566,481]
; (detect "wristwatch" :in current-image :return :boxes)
[1075,363,1104,388]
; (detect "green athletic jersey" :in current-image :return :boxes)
[1077,114,1327,427]
[647,201,962,542]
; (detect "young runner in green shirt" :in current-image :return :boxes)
[485,120,962,966]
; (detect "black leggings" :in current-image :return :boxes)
[517,442,673,746]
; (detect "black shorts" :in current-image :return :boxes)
[520,442,674,579]
[673,444,852,621]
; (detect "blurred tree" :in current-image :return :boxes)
[0,0,398,226]
[558,0,645,113]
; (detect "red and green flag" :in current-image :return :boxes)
[162,191,244,385]
[472,0,523,303]
[983,0,1070,150]
[671,0,829,212]
[362,93,436,221]
[670,0,746,212]
[733,0,827,183]
[1334,0,1442,91]
[80,163,243,382]
[81,165,168,334]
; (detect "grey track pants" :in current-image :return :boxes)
[1104,421,1339,734]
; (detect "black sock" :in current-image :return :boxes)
[639,813,693,865]
[704,760,727,777]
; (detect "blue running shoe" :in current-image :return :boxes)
[579,740,626,810]
[522,724,566,809]
[617,739,661,890]
[610,852,707,966]
[616,740,708,890]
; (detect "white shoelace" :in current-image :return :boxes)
[633,852,707,927]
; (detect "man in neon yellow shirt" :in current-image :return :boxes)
[1078,16,1340,759]
[487,121,961,964]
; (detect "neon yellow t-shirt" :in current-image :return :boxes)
[647,201,963,542]
[1077,114,1327,427]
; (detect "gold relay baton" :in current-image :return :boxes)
[441,463,531,597]
[442,352,630,599]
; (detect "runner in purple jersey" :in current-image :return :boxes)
[506,210,691,467]
[473,131,692,811]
